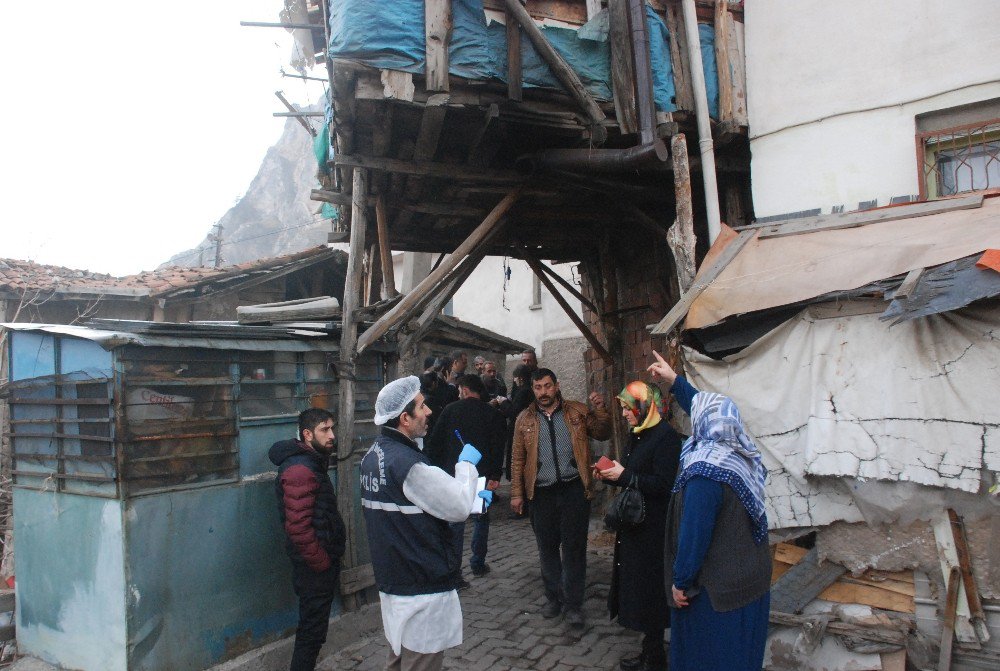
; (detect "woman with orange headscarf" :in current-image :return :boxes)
[595,381,684,671]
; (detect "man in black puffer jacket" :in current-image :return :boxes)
[269,408,347,671]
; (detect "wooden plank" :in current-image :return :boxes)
[649,228,756,334]
[932,510,980,644]
[425,0,452,92]
[663,1,694,111]
[586,0,602,20]
[332,154,522,183]
[524,252,613,364]
[894,268,924,300]
[748,193,984,239]
[413,95,449,162]
[880,650,907,671]
[355,190,522,355]
[713,0,733,123]
[340,562,376,595]
[380,69,415,101]
[608,0,637,135]
[728,10,748,126]
[375,197,399,299]
[819,580,915,614]
[770,611,907,646]
[503,0,607,137]
[770,546,847,615]
[506,3,523,101]
[667,134,696,291]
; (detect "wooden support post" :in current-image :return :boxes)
[663,1,693,112]
[713,0,733,124]
[608,0,637,135]
[506,3,523,102]
[596,234,624,462]
[667,134,697,292]
[467,104,500,163]
[425,0,452,92]
[375,197,399,299]
[274,91,317,137]
[503,0,607,141]
[524,253,612,364]
[940,566,961,671]
[355,189,522,355]
[336,168,368,604]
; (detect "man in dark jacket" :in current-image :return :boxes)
[269,408,347,671]
[426,374,506,583]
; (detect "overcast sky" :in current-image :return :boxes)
[1,1,326,276]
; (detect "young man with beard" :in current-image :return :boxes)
[360,376,492,671]
[510,368,611,628]
[269,409,347,671]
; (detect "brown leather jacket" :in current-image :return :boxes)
[510,398,613,501]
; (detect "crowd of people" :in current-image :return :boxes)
[270,348,771,671]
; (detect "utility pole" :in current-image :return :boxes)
[211,223,224,268]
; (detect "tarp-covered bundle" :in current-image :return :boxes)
[327,0,721,116]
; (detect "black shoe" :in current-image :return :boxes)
[541,600,562,619]
[620,654,644,671]
[639,660,667,671]
[564,608,585,629]
[471,564,491,577]
[455,578,472,591]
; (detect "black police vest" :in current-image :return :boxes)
[360,430,453,596]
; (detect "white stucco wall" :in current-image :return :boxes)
[391,253,583,356]
[745,0,1000,218]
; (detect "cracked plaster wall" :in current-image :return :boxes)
[686,304,1000,529]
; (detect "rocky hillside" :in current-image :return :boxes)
[164,114,333,267]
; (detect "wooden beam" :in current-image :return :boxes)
[713,0,734,124]
[940,566,961,671]
[745,193,984,239]
[948,509,989,640]
[893,268,923,300]
[355,189,522,354]
[608,0,638,135]
[340,563,376,595]
[425,0,452,92]
[663,1,693,111]
[332,154,522,183]
[536,261,599,315]
[466,104,500,163]
[274,91,316,137]
[413,95,449,162]
[506,3,523,101]
[667,134,697,291]
[503,0,607,141]
[398,251,487,356]
[336,168,369,584]
[649,229,755,335]
[586,0,602,20]
[524,251,613,364]
[375,197,399,299]
[769,611,907,646]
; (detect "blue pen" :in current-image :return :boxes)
[454,429,464,445]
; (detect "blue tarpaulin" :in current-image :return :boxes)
[327,0,720,117]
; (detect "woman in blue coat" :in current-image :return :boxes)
[647,352,771,671]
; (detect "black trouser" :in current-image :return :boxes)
[530,478,590,610]
[641,630,666,665]
[290,560,340,671]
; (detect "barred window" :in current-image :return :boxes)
[917,99,1000,201]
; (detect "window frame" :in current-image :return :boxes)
[915,116,1000,201]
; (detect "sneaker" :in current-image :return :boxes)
[455,578,472,591]
[564,608,585,629]
[540,600,562,619]
[471,564,491,577]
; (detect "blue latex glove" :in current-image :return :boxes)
[458,443,482,466]
[477,490,493,509]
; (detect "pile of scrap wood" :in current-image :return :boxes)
[765,508,996,671]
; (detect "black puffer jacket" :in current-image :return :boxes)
[269,439,346,572]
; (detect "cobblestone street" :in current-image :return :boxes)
[319,491,642,671]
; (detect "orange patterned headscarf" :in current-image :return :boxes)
[617,381,666,434]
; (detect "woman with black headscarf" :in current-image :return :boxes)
[595,381,683,671]
[647,351,771,671]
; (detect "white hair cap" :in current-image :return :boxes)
[373,375,422,426]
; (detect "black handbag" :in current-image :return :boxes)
[604,475,645,531]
